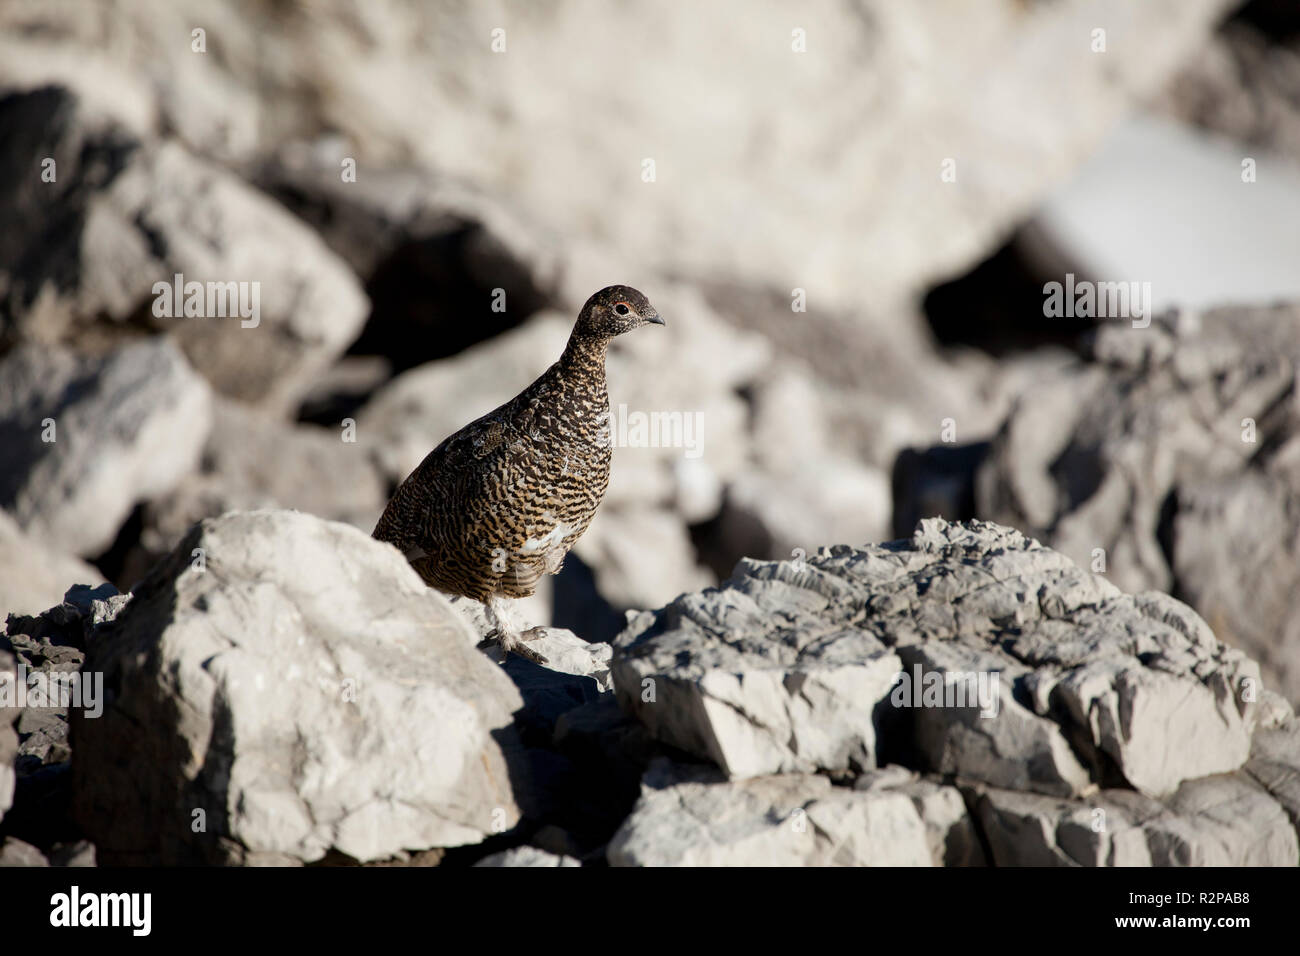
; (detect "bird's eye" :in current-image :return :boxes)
[614,303,630,315]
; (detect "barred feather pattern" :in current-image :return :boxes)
[373,285,660,604]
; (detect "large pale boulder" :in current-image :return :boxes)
[0,87,368,415]
[977,307,1300,705]
[0,510,104,617]
[71,510,526,865]
[607,762,934,867]
[615,519,1261,797]
[0,0,1233,313]
[0,338,212,557]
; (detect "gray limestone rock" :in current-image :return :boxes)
[0,651,16,825]
[615,519,1260,798]
[0,338,212,557]
[973,773,1298,866]
[0,511,105,618]
[0,87,368,415]
[607,761,933,867]
[474,846,581,868]
[70,509,525,865]
[977,308,1300,706]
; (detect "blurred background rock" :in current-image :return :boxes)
[1,0,1298,704]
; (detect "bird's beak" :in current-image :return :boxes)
[646,311,666,326]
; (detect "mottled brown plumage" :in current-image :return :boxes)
[373,285,664,662]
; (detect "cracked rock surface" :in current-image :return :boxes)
[607,760,935,867]
[70,510,525,865]
[977,308,1300,706]
[0,338,212,557]
[615,518,1260,798]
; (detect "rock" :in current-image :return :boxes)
[473,846,581,867]
[1156,21,1300,187]
[16,707,73,770]
[553,696,658,774]
[705,357,892,560]
[898,636,1094,798]
[2,584,127,778]
[1257,690,1296,732]
[255,141,562,370]
[890,441,994,539]
[607,761,933,867]
[0,87,368,415]
[483,629,613,697]
[614,578,903,780]
[48,840,96,867]
[364,847,445,867]
[1161,773,1297,865]
[190,397,386,530]
[7,0,1229,313]
[0,6,258,162]
[0,651,16,824]
[447,595,608,686]
[0,509,104,617]
[573,506,715,618]
[1024,114,1300,313]
[526,824,588,860]
[0,583,128,853]
[1173,468,1300,708]
[549,696,663,849]
[853,766,985,866]
[976,307,1300,704]
[70,509,525,865]
[484,628,611,741]
[0,583,117,854]
[717,462,891,566]
[357,313,572,489]
[4,0,1239,318]
[121,396,388,585]
[615,519,1260,798]
[0,338,212,557]
[295,356,393,426]
[973,771,1298,866]
[4,583,127,659]
[1246,719,1300,832]
[64,583,131,633]
[598,283,769,520]
[443,597,615,834]
[700,283,1041,474]
[0,836,48,866]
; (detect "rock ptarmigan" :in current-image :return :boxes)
[373,285,664,663]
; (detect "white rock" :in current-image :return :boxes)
[70,510,525,865]
[0,338,212,556]
[608,764,932,867]
[474,846,581,867]
[0,510,105,617]
[617,519,1262,798]
[974,775,1298,866]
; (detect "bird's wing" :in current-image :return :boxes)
[374,372,569,585]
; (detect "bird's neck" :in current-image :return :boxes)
[559,333,610,381]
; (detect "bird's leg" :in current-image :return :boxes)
[484,594,549,665]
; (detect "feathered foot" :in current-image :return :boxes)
[484,596,549,665]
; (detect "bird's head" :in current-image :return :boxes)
[574,285,665,339]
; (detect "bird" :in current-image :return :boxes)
[373,285,665,664]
